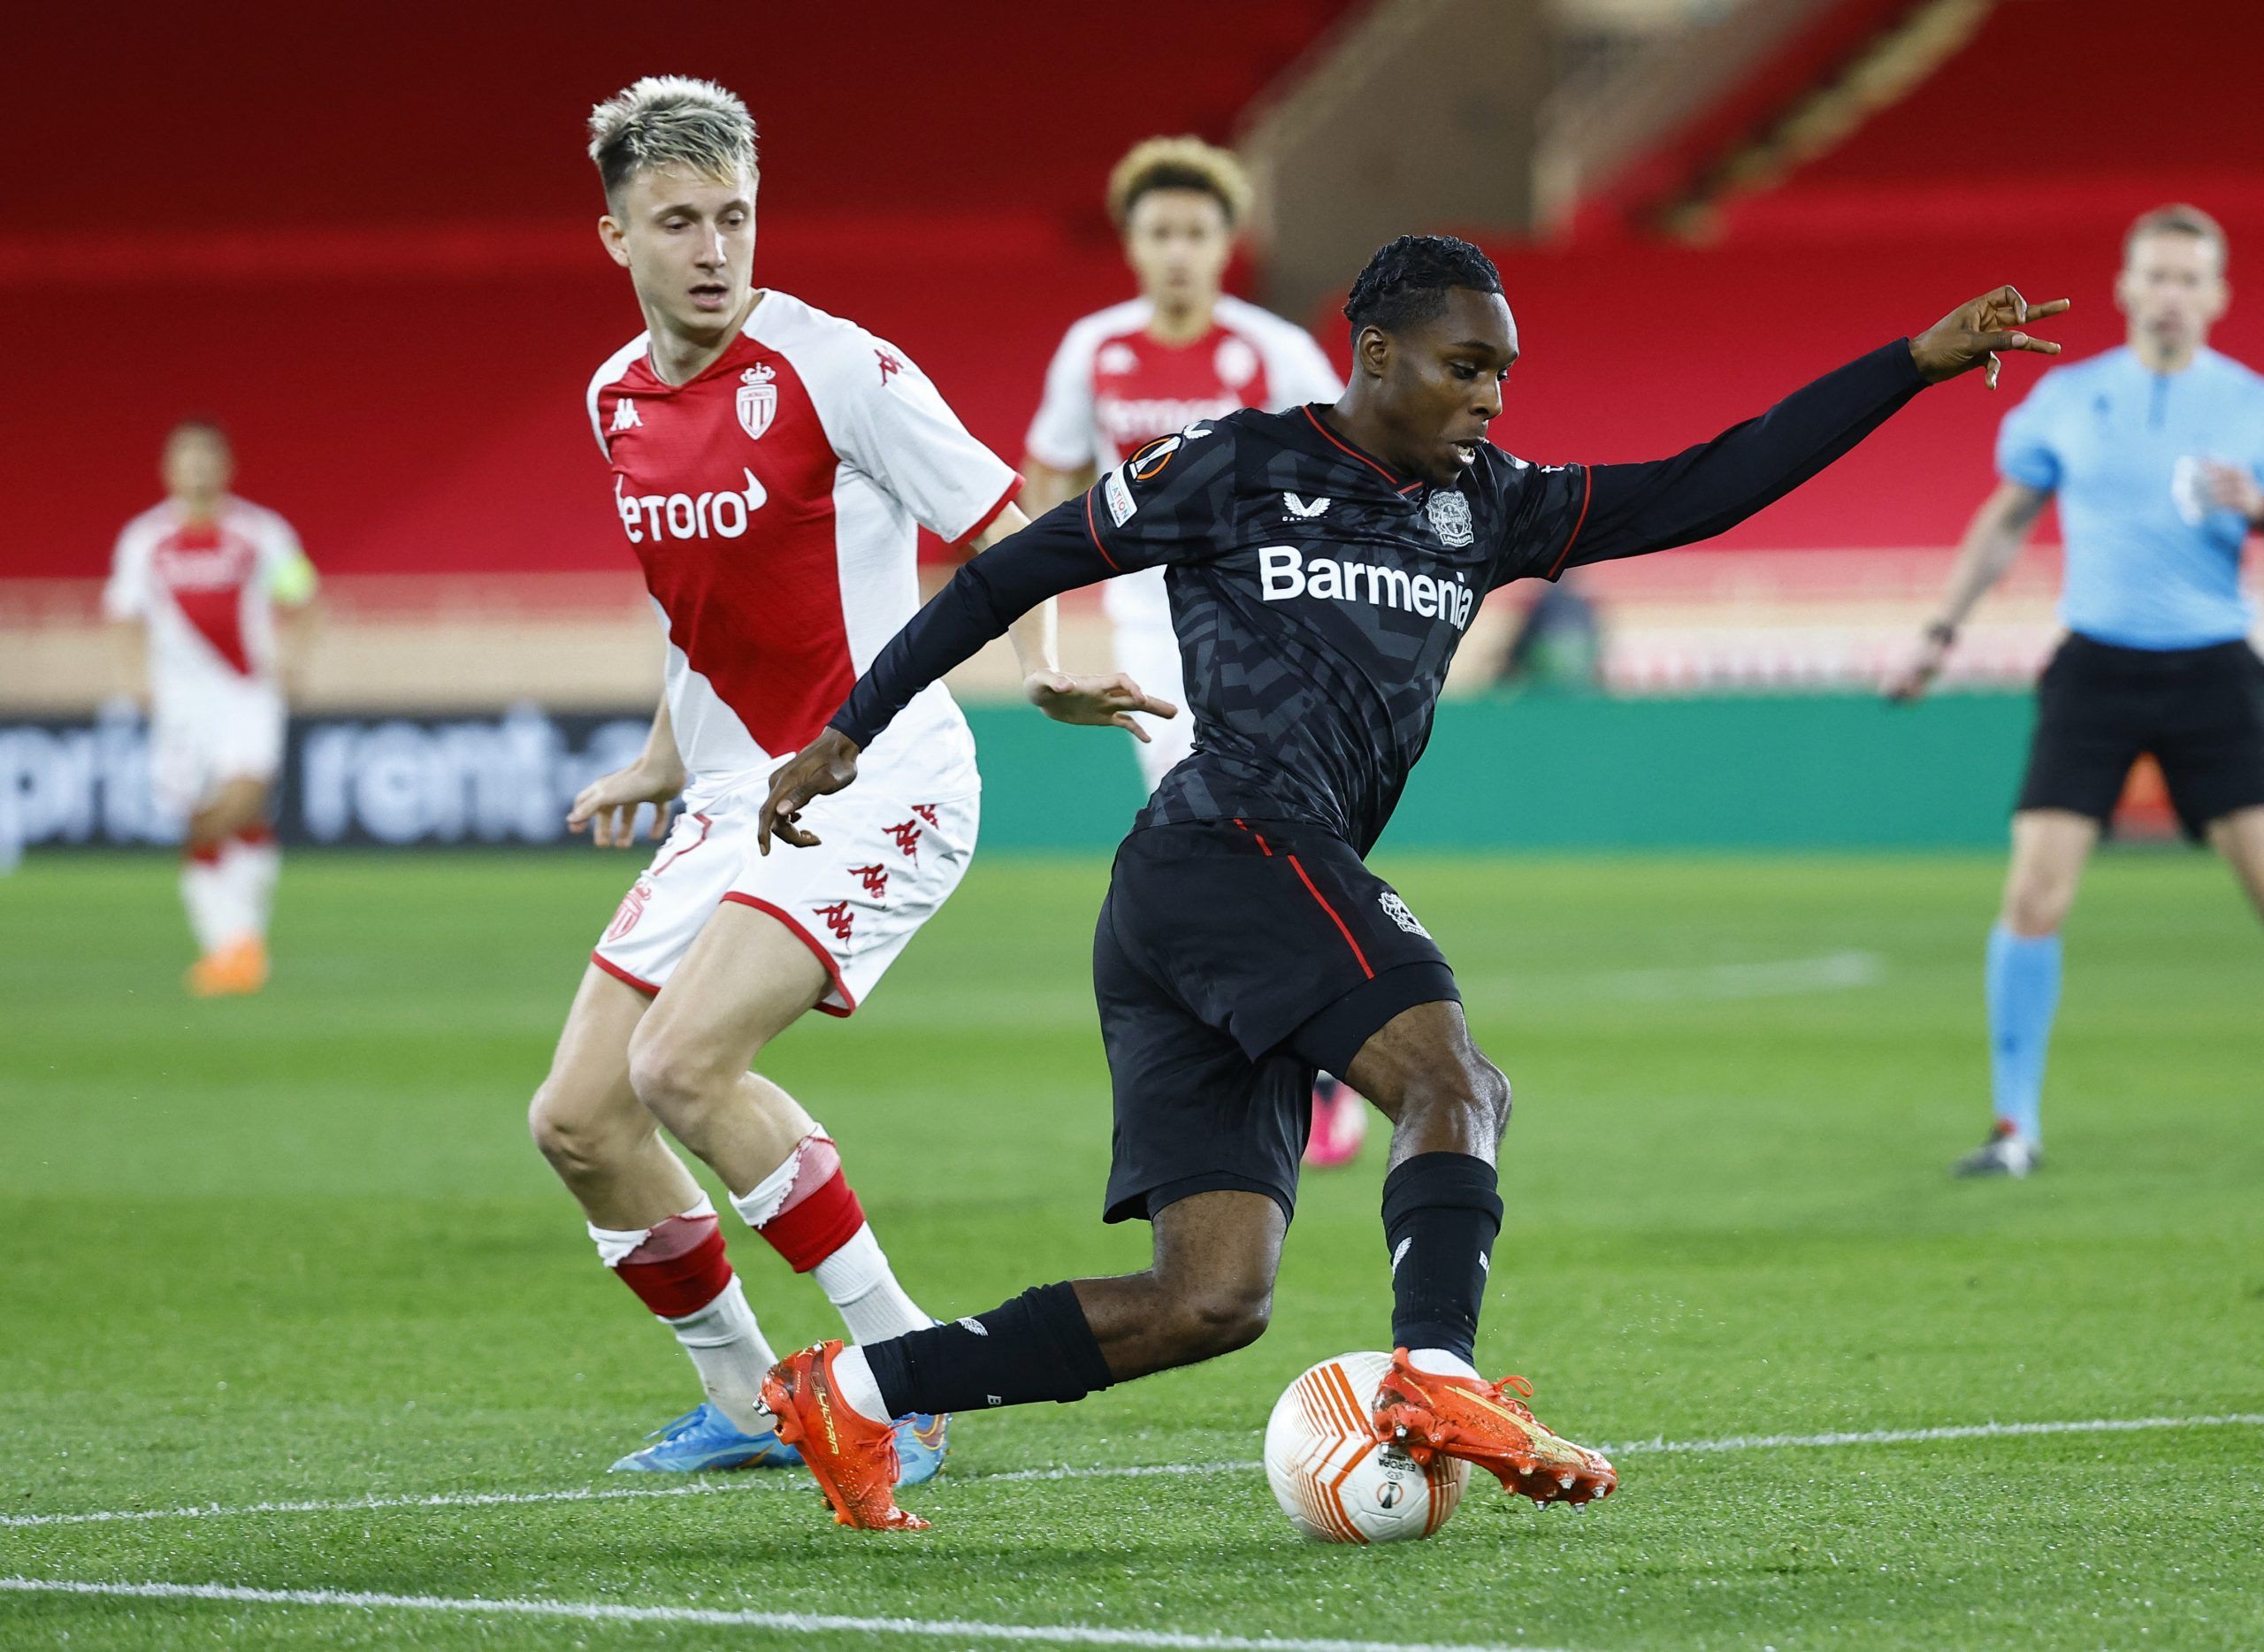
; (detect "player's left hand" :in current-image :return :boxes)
[1023,669,1180,743]
[759,729,861,853]
[1910,287,2070,389]
[2197,459,2264,524]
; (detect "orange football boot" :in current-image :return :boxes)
[1373,1346,1617,1507]
[761,1342,928,1531]
[187,937,269,998]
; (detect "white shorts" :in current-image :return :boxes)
[1111,588,1195,794]
[590,782,979,1016]
[150,688,286,817]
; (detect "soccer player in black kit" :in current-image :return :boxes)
[754,237,2068,1530]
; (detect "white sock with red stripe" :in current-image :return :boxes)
[730,1126,930,1343]
[225,825,279,941]
[590,1194,777,1434]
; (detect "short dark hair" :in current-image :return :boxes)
[1343,234,1503,340]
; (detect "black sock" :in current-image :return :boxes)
[1381,1151,1503,1364]
[861,1282,1114,1417]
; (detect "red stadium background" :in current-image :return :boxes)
[5,0,2261,584]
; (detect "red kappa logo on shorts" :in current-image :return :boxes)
[911,803,939,827]
[886,820,922,860]
[848,863,890,899]
[814,900,855,942]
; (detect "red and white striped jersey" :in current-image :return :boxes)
[588,290,1020,807]
[1025,294,1341,625]
[103,496,313,702]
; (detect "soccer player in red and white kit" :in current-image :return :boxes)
[105,420,317,997]
[532,77,1166,1478]
[1020,138,1369,1168]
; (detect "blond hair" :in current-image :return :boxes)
[1105,135,1251,230]
[588,76,758,206]
[2124,203,2228,272]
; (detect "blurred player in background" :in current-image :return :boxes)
[1890,205,2264,1178]
[104,420,317,996]
[1020,137,1370,1168]
[532,77,1162,1480]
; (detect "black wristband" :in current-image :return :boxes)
[1924,620,1958,647]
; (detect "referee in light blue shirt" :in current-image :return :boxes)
[1890,203,2264,1177]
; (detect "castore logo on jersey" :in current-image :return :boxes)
[615,468,769,544]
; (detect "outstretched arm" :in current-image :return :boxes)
[1545,288,2067,575]
[758,500,1174,851]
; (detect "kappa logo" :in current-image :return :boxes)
[1282,492,1331,519]
[735,364,776,440]
[609,399,642,433]
[1379,891,1430,937]
[886,819,923,860]
[849,862,890,899]
[958,1317,989,1335]
[813,900,855,942]
[875,348,905,385]
[1426,489,1474,547]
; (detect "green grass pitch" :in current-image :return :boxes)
[3,846,2260,1649]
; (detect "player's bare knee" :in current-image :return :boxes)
[623,1029,723,1129]
[2001,877,2070,938]
[528,1085,634,1180]
[1167,1276,1273,1361]
[1404,1048,1510,1141]
[1471,1056,1512,1138]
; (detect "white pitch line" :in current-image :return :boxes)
[6,1412,2258,1533]
[1595,1412,2264,1457]
[0,1578,1560,1652]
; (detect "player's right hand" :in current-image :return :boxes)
[568,762,685,848]
[759,729,861,854]
[1885,630,1953,703]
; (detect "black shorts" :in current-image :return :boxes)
[2016,634,2264,839]
[1092,818,1459,1227]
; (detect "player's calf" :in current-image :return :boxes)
[587,1197,783,1442]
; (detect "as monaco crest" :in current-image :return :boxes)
[1426,489,1473,547]
[736,364,777,440]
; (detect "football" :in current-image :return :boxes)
[1263,1350,1470,1543]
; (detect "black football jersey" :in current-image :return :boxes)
[1083,404,1587,851]
[831,339,1926,853]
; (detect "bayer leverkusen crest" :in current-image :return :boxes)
[1426,488,1473,547]
[736,363,777,440]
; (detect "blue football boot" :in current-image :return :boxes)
[892,1411,951,1487]
[608,1403,802,1473]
